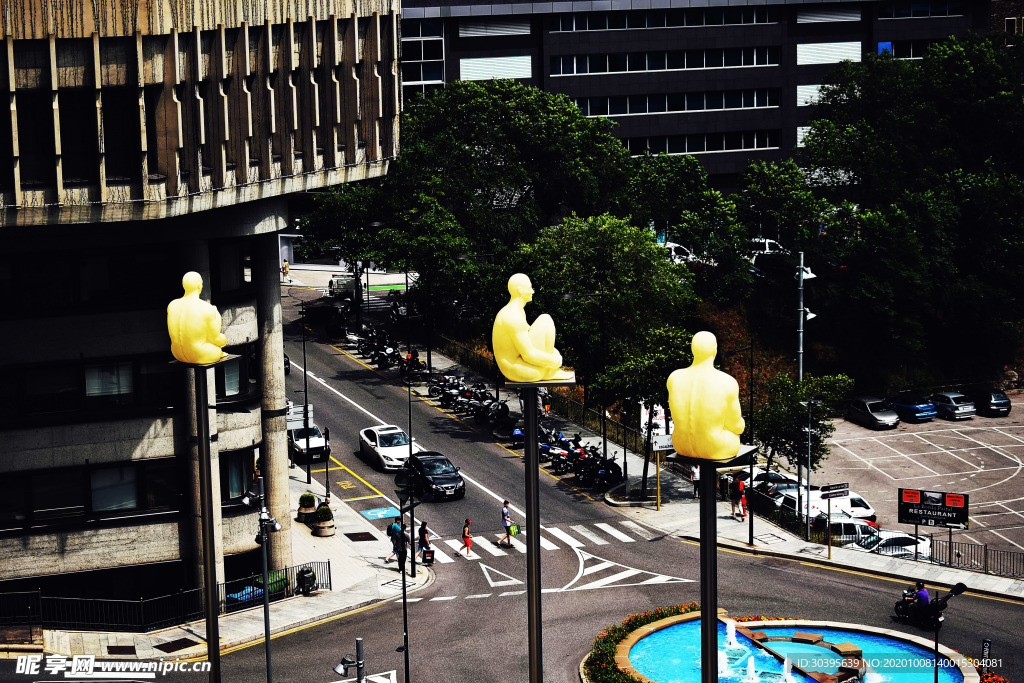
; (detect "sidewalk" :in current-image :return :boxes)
[37,266,1024,663]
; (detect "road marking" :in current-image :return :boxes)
[569,524,608,544]
[595,522,635,542]
[518,529,559,550]
[336,670,398,683]
[475,540,509,556]
[480,564,523,588]
[442,539,480,559]
[428,548,455,564]
[466,594,492,599]
[496,534,528,552]
[500,590,526,596]
[429,596,457,601]
[619,520,656,540]
[559,548,692,591]
[544,526,584,548]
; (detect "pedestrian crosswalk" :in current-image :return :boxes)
[423,520,654,564]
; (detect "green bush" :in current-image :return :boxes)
[585,602,700,683]
[316,503,334,522]
[299,493,316,508]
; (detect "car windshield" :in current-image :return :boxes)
[850,497,870,509]
[854,535,881,550]
[379,432,411,448]
[867,401,888,412]
[293,427,322,440]
[422,459,456,475]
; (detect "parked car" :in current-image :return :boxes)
[929,392,976,420]
[844,396,900,429]
[359,424,424,470]
[827,517,881,545]
[288,424,330,463]
[885,392,936,421]
[963,387,1012,417]
[284,353,291,375]
[774,489,876,523]
[844,532,933,561]
[402,452,466,501]
[747,237,789,259]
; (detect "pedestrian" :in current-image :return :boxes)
[458,519,472,557]
[498,500,515,547]
[281,259,290,283]
[418,520,431,561]
[740,490,747,518]
[690,464,700,499]
[729,475,745,519]
[384,516,402,563]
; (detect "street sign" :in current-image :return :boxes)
[820,489,849,499]
[652,434,675,451]
[286,403,313,430]
[820,482,849,492]
[897,488,970,529]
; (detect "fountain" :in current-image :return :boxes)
[782,656,795,683]
[725,619,740,649]
[742,655,759,683]
[719,650,733,678]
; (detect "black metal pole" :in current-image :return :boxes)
[302,304,311,486]
[400,551,411,683]
[356,637,365,683]
[258,477,272,683]
[933,623,940,683]
[749,343,754,546]
[408,383,416,580]
[699,471,719,683]
[524,387,543,683]
[193,367,221,683]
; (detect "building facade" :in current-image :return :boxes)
[0,0,399,600]
[400,0,989,186]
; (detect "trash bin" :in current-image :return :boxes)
[297,567,317,596]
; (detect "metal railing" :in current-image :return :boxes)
[0,561,331,633]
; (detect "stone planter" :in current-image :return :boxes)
[296,505,317,523]
[312,519,336,537]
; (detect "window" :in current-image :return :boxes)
[220,449,256,502]
[27,365,81,414]
[85,362,134,407]
[91,466,139,512]
[31,470,87,521]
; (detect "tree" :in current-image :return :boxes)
[737,159,832,251]
[673,190,752,305]
[299,180,386,267]
[754,373,853,480]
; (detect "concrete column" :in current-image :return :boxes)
[257,231,293,570]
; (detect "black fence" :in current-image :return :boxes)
[0,561,331,633]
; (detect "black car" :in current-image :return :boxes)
[401,452,466,501]
[844,396,900,429]
[964,388,1012,417]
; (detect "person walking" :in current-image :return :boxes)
[729,475,745,519]
[690,465,700,499]
[498,501,515,547]
[384,516,402,563]
[418,520,431,561]
[458,519,473,557]
[388,522,409,565]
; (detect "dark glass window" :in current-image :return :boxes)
[609,96,628,115]
[648,95,666,113]
[103,86,142,182]
[144,459,179,509]
[608,53,627,72]
[91,466,139,512]
[60,88,100,185]
[32,470,87,521]
[85,361,134,408]
[220,449,255,502]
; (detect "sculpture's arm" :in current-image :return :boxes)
[206,311,227,347]
[725,392,745,435]
[511,328,558,368]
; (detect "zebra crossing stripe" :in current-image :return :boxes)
[570,524,609,545]
[442,539,480,559]
[619,520,656,540]
[429,548,455,563]
[544,526,585,548]
[475,540,509,557]
[595,522,635,542]
[496,534,528,553]
[582,561,615,576]
[518,529,559,550]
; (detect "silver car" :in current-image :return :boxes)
[929,392,976,420]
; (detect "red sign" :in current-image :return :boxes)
[902,489,921,504]
[946,494,965,508]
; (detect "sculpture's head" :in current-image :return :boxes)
[508,273,534,302]
[691,330,717,364]
[182,271,203,295]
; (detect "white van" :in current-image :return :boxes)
[775,490,876,523]
[827,517,880,545]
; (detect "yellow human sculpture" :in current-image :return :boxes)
[493,273,574,383]
[667,331,745,461]
[167,272,228,365]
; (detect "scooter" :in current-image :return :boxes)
[893,582,967,630]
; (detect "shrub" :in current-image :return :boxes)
[299,493,316,508]
[585,602,700,683]
[316,503,334,522]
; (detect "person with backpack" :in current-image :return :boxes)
[385,516,402,563]
[729,476,745,519]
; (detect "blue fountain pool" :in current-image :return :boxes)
[627,620,965,683]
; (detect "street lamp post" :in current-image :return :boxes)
[393,472,420,683]
[243,477,282,683]
[797,252,816,383]
[931,583,967,683]
[334,638,366,683]
[301,302,311,486]
[799,398,820,540]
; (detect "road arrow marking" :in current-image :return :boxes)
[480,563,524,588]
[335,670,397,683]
[558,548,693,592]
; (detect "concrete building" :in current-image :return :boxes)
[400,0,990,186]
[0,0,399,600]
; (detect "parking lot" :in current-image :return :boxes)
[824,409,1024,552]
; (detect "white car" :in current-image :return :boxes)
[844,532,933,561]
[773,489,876,523]
[359,425,423,470]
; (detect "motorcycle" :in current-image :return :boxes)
[893,582,967,630]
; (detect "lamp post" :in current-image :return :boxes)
[724,344,755,546]
[334,638,365,683]
[797,252,816,383]
[242,477,282,683]
[931,583,966,683]
[393,471,420,683]
[799,398,820,540]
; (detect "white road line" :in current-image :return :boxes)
[519,529,559,550]
[475,540,509,557]
[619,520,656,540]
[442,539,481,559]
[576,568,643,589]
[544,526,585,548]
[401,598,423,603]
[500,590,526,596]
[428,548,455,563]
[430,596,457,601]
[494,534,528,553]
[583,561,615,576]
[570,524,609,545]
[595,522,635,542]
[466,594,492,599]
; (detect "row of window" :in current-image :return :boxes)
[878,39,936,58]
[554,7,775,32]
[624,129,780,155]
[574,88,780,117]
[403,18,444,38]
[0,344,259,423]
[551,47,779,76]
[402,60,444,84]
[878,0,964,19]
[0,449,256,532]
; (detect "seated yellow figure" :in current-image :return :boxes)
[167,272,228,365]
[667,331,745,461]
[493,273,573,383]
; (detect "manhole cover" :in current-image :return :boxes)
[107,645,137,656]
[346,532,376,542]
[154,637,199,653]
